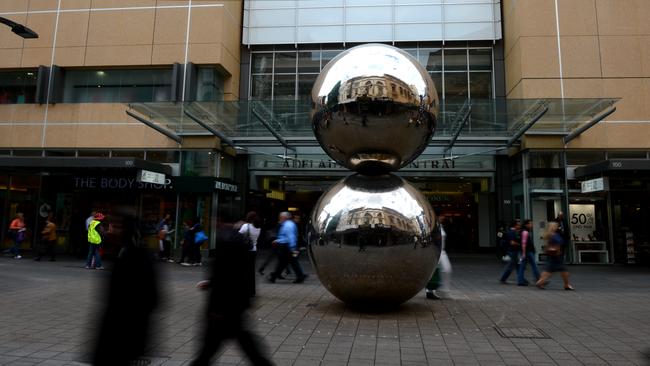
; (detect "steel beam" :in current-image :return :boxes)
[444,100,471,152]
[506,100,549,147]
[251,105,295,152]
[126,110,182,144]
[183,109,236,147]
[563,106,616,144]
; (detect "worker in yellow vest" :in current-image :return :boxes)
[85,212,106,269]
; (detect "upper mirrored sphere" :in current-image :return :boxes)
[311,44,439,175]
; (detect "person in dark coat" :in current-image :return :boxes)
[92,216,159,366]
[190,222,273,366]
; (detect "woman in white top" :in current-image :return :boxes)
[239,211,262,297]
[425,212,453,299]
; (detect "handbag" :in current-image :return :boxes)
[195,230,208,244]
[15,230,26,243]
[545,244,561,256]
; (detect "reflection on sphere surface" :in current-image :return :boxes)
[311,44,439,175]
[308,174,440,307]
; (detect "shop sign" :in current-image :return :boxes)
[73,176,171,190]
[214,181,238,192]
[137,170,166,185]
[172,176,239,194]
[581,177,608,193]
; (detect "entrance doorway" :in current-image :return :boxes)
[247,175,494,252]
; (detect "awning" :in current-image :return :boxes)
[0,156,172,175]
[126,98,619,150]
[575,159,650,178]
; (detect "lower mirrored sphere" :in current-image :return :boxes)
[308,174,440,307]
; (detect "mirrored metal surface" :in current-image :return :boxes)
[308,174,440,307]
[311,44,439,175]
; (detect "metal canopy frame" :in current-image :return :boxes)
[564,106,617,144]
[124,98,619,151]
[506,100,550,147]
[250,102,295,152]
[183,109,236,147]
[444,100,471,153]
[126,110,182,144]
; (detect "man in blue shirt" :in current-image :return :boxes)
[269,212,307,283]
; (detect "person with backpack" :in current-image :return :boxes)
[499,219,521,284]
[516,219,540,286]
[239,211,262,297]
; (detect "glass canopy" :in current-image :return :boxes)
[127,98,618,145]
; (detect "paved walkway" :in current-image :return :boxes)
[0,252,649,366]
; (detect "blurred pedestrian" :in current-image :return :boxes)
[536,221,574,290]
[516,219,539,286]
[499,219,521,284]
[178,220,193,265]
[156,214,174,261]
[268,212,306,284]
[239,211,261,297]
[4,212,25,259]
[35,213,57,261]
[85,212,105,270]
[192,221,208,267]
[190,221,273,366]
[426,210,452,299]
[93,216,159,366]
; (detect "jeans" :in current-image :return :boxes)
[517,251,540,284]
[499,251,519,282]
[86,244,102,268]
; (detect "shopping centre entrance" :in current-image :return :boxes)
[246,170,496,253]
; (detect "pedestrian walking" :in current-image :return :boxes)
[85,212,106,269]
[190,221,273,366]
[156,214,174,261]
[425,211,452,299]
[499,219,521,284]
[257,226,279,275]
[536,221,574,290]
[93,216,159,366]
[516,219,540,286]
[268,212,307,284]
[239,211,262,297]
[4,212,26,259]
[35,213,57,261]
[192,222,208,266]
[178,220,193,265]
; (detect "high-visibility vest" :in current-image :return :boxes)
[88,220,102,245]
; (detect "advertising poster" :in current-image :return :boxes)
[569,204,595,241]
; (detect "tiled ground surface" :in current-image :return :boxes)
[0,252,649,366]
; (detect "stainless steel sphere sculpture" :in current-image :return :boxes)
[308,44,441,307]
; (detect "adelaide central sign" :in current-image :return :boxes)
[259,157,457,170]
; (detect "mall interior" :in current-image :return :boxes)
[0,0,648,264]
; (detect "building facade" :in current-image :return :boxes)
[1,0,648,264]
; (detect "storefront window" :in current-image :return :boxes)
[219,154,235,179]
[182,150,218,177]
[0,70,38,104]
[62,68,173,103]
[146,150,180,163]
[45,150,76,157]
[111,150,144,159]
[196,67,225,102]
[566,151,606,166]
[78,150,110,157]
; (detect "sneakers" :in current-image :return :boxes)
[14,255,22,259]
[167,259,175,263]
[193,262,202,266]
[426,290,441,300]
[180,262,192,267]
[96,266,105,270]
[85,266,93,269]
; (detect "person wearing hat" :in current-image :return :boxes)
[86,212,106,269]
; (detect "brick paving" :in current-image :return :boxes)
[0,252,649,366]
